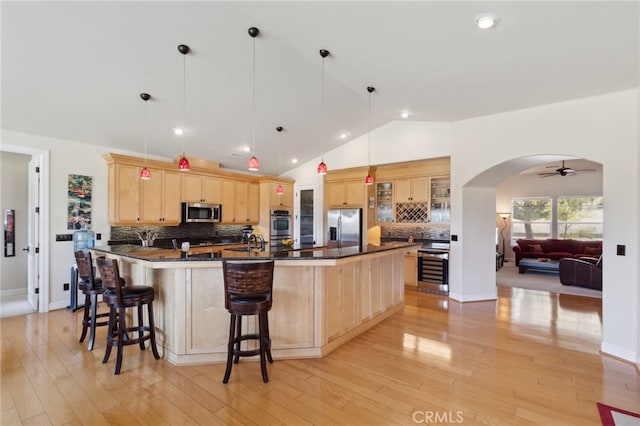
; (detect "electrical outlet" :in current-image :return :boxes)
[63,283,69,291]
[96,233,102,240]
[451,235,458,241]
[617,245,626,256]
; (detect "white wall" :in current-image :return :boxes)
[450,89,638,363]
[1,130,162,310]
[0,152,30,296]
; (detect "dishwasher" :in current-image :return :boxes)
[417,243,449,295]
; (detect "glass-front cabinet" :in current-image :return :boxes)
[376,182,394,223]
[430,177,450,222]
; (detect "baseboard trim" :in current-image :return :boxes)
[0,288,27,300]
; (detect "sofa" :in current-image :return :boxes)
[559,257,602,290]
[512,238,602,266]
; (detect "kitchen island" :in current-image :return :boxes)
[91,242,416,365]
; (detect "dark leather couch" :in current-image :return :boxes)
[512,238,602,266]
[559,257,602,290]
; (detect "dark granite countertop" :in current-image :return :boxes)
[92,241,419,262]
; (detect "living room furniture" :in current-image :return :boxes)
[559,257,602,290]
[496,252,504,271]
[518,258,560,274]
[512,239,602,266]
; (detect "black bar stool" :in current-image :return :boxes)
[96,257,160,374]
[74,250,124,351]
[222,260,274,383]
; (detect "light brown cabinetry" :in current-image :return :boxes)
[140,168,182,225]
[395,177,429,202]
[326,180,367,207]
[265,181,293,208]
[404,250,418,288]
[221,179,259,224]
[182,174,221,204]
[106,163,181,226]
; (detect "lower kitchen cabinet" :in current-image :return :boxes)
[404,250,418,288]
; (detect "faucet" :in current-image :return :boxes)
[247,235,265,251]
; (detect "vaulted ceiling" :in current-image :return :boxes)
[2,2,638,175]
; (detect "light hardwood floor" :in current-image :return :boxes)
[2,287,639,425]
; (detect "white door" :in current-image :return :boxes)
[27,158,40,310]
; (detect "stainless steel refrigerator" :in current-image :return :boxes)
[327,208,362,249]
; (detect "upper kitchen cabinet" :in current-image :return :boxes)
[259,178,294,209]
[375,182,394,223]
[182,174,222,204]
[107,162,141,225]
[221,179,259,224]
[394,177,429,202]
[104,154,182,226]
[429,177,450,223]
[375,157,451,224]
[325,166,372,208]
[140,168,182,225]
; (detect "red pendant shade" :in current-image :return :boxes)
[317,161,328,175]
[276,184,284,195]
[365,174,374,185]
[140,167,151,180]
[178,155,191,171]
[248,156,260,171]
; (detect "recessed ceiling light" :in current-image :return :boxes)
[475,13,498,29]
[339,133,348,139]
[291,158,298,164]
[173,127,184,136]
[401,111,409,119]
[242,146,251,153]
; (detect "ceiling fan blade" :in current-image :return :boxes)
[538,173,557,178]
[574,168,596,172]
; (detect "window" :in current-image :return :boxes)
[511,197,552,240]
[510,196,603,241]
[557,196,602,240]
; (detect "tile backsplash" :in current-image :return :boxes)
[381,224,450,241]
[110,223,246,242]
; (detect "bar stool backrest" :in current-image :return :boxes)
[222,261,274,309]
[75,250,97,288]
[96,258,124,302]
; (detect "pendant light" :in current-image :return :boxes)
[276,126,284,195]
[317,49,330,175]
[365,86,376,185]
[247,27,260,171]
[139,92,152,180]
[177,44,191,171]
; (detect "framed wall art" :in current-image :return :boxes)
[4,209,15,257]
[67,174,92,229]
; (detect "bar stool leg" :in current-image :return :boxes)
[87,293,99,351]
[79,293,91,343]
[259,313,269,383]
[114,306,126,375]
[264,312,273,364]
[233,315,242,364]
[223,314,237,384]
[103,307,116,364]
[137,305,145,350]
[147,303,160,359]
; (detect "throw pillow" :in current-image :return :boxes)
[585,246,601,255]
[528,244,543,253]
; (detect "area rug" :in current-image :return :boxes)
[496,263,602,299]
[597,402,640,425]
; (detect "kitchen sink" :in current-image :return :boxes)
[224,247,265,253]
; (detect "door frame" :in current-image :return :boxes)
[1,144,49,313]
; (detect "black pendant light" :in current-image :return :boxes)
[139,93,152,180]
[365,86,375,185]
[317,49,330,175]
[247,27,260,171]
[177,44,191,171]
[276,126,284,194]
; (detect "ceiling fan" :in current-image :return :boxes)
[538,160,596,178]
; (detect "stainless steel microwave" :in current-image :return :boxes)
[181,202,222,223]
